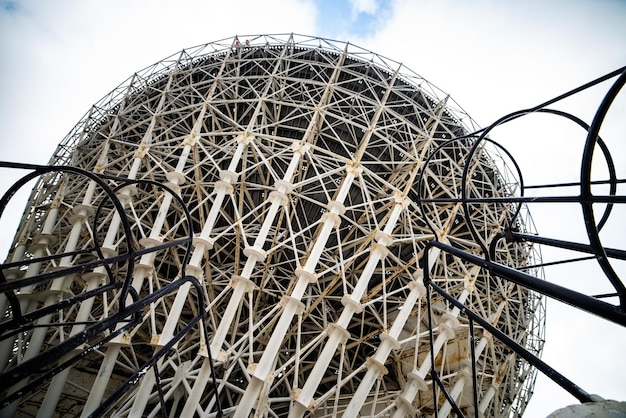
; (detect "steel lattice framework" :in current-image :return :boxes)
[0,34,550,417]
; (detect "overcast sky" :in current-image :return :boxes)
[1,0,625,416]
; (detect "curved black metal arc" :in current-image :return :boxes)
[536,108,617,231]
[0,275,194,388]
[90,185,133,298]
[488,232,505,266]
[508,232,626,261]
[0,237,191,295]
[460,115,531,258]
[464,66,626,140]
[580,68,626,309]
[0,269,22,326]
[86,276,208,418]
[0,162,195,310]
[0,164,200,395]
[92,179,144,309]
[430,240,626,327]
[416,126,526,259]
[0,162,134,255]
[0,281,123,337]
[0,163,49,221]
[0,163,136,321]
[424,276,595,403]
[459,137,524,259]
[454,67,625,259]
[414,68,624,258]
[491,140,525,227]
[0,318,136,408]
[104,177,196,308]
[415,133,482,240]
[103,174,196,268]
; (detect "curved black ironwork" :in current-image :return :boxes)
[418,66,626,416]
[580,69,626,310]
[0,163,223,417]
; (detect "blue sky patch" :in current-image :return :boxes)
[315,0,391,38]
[2,0,19,14]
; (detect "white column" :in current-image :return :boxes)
[437,366,472,418]
[437,336,489,418]
[178,356,215,417]
[392,271,513,418]
[390,264,478,418]
[128,359,164,417]
[36,273,105,417]
[0,242,27,370]
[62,68,181,416]
[81,345,122,417]
[116,136,203,416]
[341,248,446,418]
[0,195,63,416]
[81,142,176,414]
[208,142,305,359]
[478,386,496,416]
[232,162,360,418]
[152,134,257,350]
[342,279,426,417]
[289,195,407,417]
[476,341,513,418]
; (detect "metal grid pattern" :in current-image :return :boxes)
[0,34,544,417]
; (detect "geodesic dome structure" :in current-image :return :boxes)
[0,34,545,417]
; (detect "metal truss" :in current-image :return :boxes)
[0,34,622,417]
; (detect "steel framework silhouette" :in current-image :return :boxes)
[0,34,624,418]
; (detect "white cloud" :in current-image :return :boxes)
[349,0,378,15]
[0,0,318,146]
